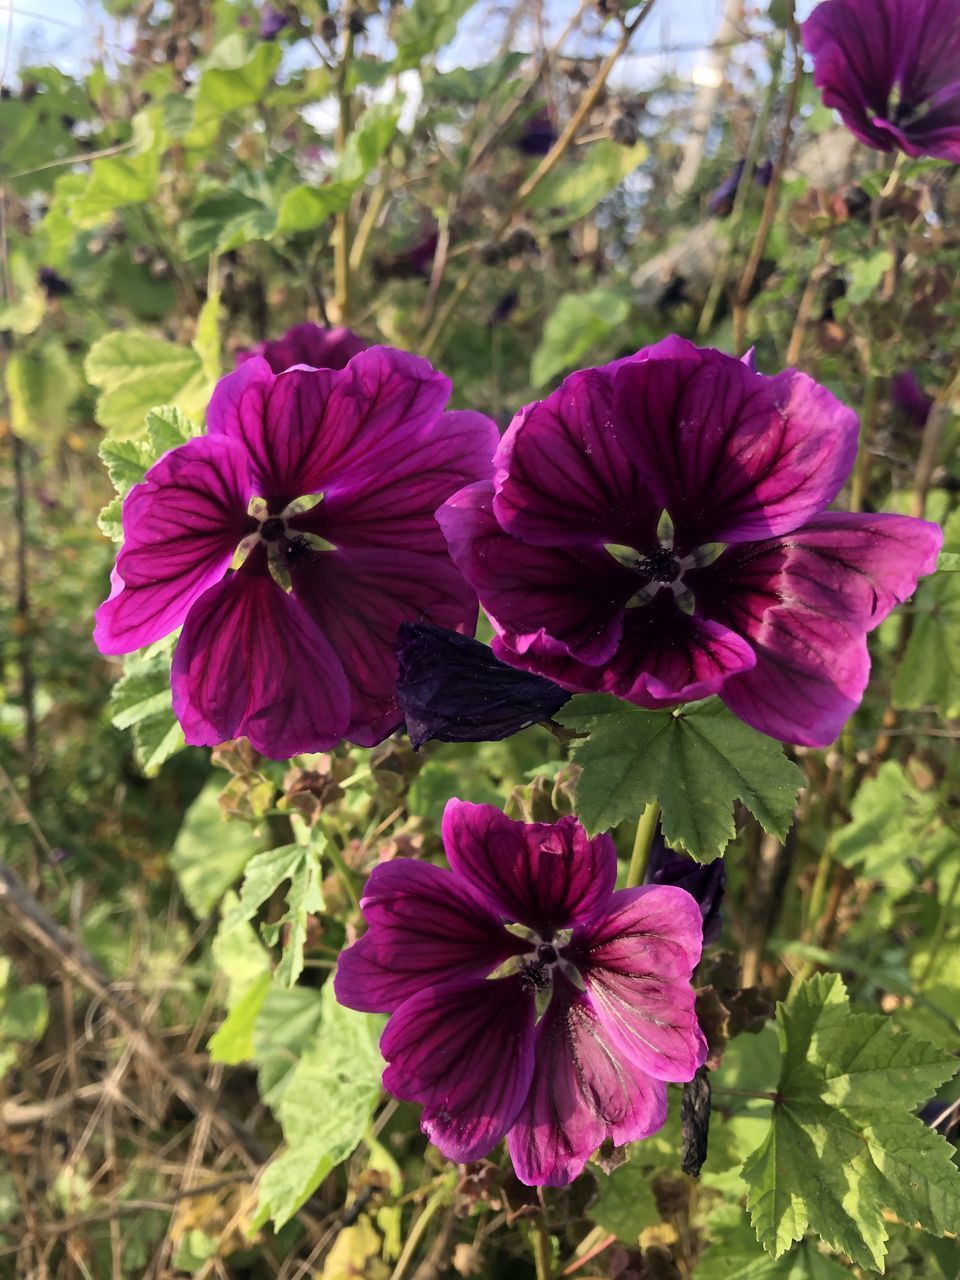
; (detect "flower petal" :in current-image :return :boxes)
[441,800,617,933]
[491,593,756,707]
[690,511,943,745]
[611,350,860,549]
[170,547,350,758]
[438,482,632,664]
[507,975,668,1186]
[334,859,521,1014]
[236,322,367,374]
[290,546,479,747]
[381,976,536,1163]
[492,366,660,548]
[395,622,570,749]
[573,885,707,1081]
[94,436,254,654]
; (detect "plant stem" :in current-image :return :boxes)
[333,25,356,323]
[626,802,660,888]
[532,1222,553,1280]
[325,837,361,913]
[389,1185,450,1280]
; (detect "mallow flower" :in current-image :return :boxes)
[803,0,960,162]
[334,800,706,1185]
[645,833,725,946]
[94,347,497,758]
[236,322,367,373]
[437,337,941,747]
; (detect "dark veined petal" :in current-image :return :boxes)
[490,592,755,708]
[290,547,480,748]
[573,886,707,1082]
[334,859,522,1014]
[170,546,350,759]
[492,365,660,549]
[94,435,254,654]
[395,622,570,749]
[438,481,632,665]
[610,349,859,550]
[441,800,617,933]
[507,974,668,1186]
[690,511,943,745]
[381,975,536,1163]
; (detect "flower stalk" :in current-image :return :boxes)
[627,802,661,889]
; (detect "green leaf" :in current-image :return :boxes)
[85,331,209,438]
[67,108,162,225]
[0,983,49,1044]
[194,37,281,122]
[527,140,647,227]
[337,103,400,182]
[894,509,960,717]
[557,697,803,858]
[251,985,324,1108]
[193,292,223,383]
[145,403,203,455]
[589,1158,660,1242]
[5,341,80,443]
[830,761,958,897]
[846,250,894,305]
[223,836,325,987]
[276,180,357,234]
[252,983,384,1230]
[531,288,630,388]
[179,191,276,258]
[208,971,271,1066]
[430,53,526,102]
[696,1215,852,1279]
[392,0,475,69]
[108,641,186,777]
[170,778,262,917]
[742,974,960,1271]
[99,437,152,498]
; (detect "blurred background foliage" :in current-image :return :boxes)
[1,0,960,1276]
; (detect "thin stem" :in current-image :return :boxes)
[333,26,356,323]
[849,367,878,513]
[421,0,658,359]
[626,802,660,889]
[915,865,960,991]
[349,177,389,274]
[324,838,361,914]
[711,1086,779,1102]
[532,1222,554,1280]
[389,1185,450,1280]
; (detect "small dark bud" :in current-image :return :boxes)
[645,831,726,944]
[611,114,638,146]
[259,5,289,40]
[891,371,933,429]
[680,1068,711,1176]
[489,290,518,325]
[841,185,871,219]
[37,267,72,298]
[320,14,338,42]
[348,11,366,35]
[396,622,570,749]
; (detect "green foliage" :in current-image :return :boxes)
[0,959,49,1076]
[108,641,185,777]
[742,974,960,1271]
[170,779,263,917]
[894,510,960,716]
[252,983,384,1230]
[588,1159,660,1242]
[392,0,476,69]
[4,341,80,443]
[530,288,631,387]
[527,140,647,227]
[696,1215,851,1279]
[558,697,803,858]
[85,332,210,437]
[830,761,958,897]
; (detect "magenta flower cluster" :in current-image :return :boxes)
[335,801,707,1186]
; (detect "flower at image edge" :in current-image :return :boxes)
[334,800,707,1186]
[94,346,498,759]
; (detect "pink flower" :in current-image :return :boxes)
[94,348,497,758]
[335,800,707,1186]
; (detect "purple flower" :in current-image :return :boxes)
[515,107,557,157]
[802,0,960,162]
[259,5,289,40]
[335,800,707,1185]
[891,370,934,428]
[707,160,774,218]
[395,621,570,748]
[94,348,498,759]
[437,337,942,747]
[236,323,367,374]
[645,833,725,945]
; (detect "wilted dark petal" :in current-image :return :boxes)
[507,975,668,1186]
[573,886,707,1081]
[94,436,254,654]
[290,548,479,747]
[611,350,859,549]
[490,593,755,707]
[235,322,367,373]
[646,834,726,946]
[395,622,570,748]
[493,366,660,549]
[441,800,617,933]
[381,976,536,1162]
[691,511,942,745]
[438,482,632,664]
[170,546,350,758]
[680,1068,712,1176]
[706,160,745,218]
[333,860,522,1014]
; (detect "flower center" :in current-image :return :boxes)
[638,544,681,583]
[259,516,287,543]
[604,513,726,617]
